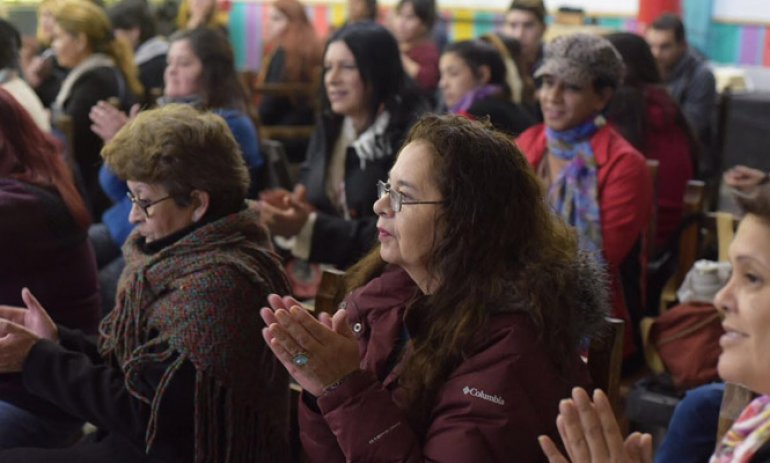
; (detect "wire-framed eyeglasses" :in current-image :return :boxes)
[126,190,173,218]
[376,180,444,213]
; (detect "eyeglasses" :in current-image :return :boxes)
[377,180,444,213]
[126,190,173,218]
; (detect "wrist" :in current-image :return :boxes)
[322,369,360,395]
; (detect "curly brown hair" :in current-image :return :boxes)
[101,104,250,219]
[350,114,602,429]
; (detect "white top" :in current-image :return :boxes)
[2,76,51,133]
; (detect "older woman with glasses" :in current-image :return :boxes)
[0,104,290,462]
[260,114,608,461]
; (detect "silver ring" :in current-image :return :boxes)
[292,352,310,367]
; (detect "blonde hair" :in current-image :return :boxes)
[54,0,143,97]
[176,0,229,31]
[35,0,57,46]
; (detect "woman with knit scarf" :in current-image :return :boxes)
[516,32,653,362]
[0,104,290,462]
[540,184,770,463]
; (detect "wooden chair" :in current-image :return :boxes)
[587,317,625,416]
[313,268,347,317]
[239,70,319,144]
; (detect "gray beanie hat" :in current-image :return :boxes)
[535,33,625,88]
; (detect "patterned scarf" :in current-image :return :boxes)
[712,395,770,463]
[99,208,291,462]
[450,84,503,114]
[545,116,604,261]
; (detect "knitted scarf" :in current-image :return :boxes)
[99,208,291,462]
[712,395,770,463]
[545,116,604,261]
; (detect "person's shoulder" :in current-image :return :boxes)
[514,123,546,160]
[596,124,646,164]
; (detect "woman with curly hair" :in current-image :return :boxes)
[261,114,608,461]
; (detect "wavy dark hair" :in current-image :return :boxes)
[605,32,699,167]
[169,28,248,112]
[108,0,157,45]
[349,114,599,429]
[0,87,90,230]
[442,39,513,101]
[396,0,437,29]
[319,22,425,147]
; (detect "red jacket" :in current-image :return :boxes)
[516,124,652,354]
[299,266,591,462]
[638,86,694,249]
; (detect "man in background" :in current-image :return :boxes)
[501,0,546,76]
[646,13,717,179]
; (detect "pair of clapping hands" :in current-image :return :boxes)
[253,186,314,239]
[539,388,653,463]
[260,294,360,397]
[0,289,58,373]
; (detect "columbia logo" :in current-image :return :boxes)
[463,386,505,405]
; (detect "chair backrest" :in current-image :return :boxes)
[587,317,625,415]
[239,69,319,144]
[261,139,297,190]
[313,268,347,317]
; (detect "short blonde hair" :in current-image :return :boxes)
[101,104,250,217]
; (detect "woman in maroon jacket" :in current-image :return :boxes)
[0,86,100,448]
[261,114,609,462]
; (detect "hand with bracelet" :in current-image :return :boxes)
[260,294,360,397]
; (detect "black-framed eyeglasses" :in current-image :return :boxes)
[377,180,444,213]
[126,191,173,218]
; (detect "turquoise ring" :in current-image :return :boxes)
[292,352,310,367]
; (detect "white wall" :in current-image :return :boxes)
[713,0,770,23]
[435,0,638,15]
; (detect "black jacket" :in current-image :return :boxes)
[0,327,194,462]
[59,66,134,218]
[299,95,428,268]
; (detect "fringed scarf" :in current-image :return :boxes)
[545,116,604,262]
[712,395,770,463]
[99,208,291,462]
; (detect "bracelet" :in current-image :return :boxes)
[322,370,360,394]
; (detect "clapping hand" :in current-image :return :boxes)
[0,288,59,373]
[260,294,360,397]
[538,388,653,463]
[257,185,313,238]
[89,100,140,143]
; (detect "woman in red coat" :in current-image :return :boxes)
[605,31,696,250]
[516,33,652,358]
[261,114,609,462]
